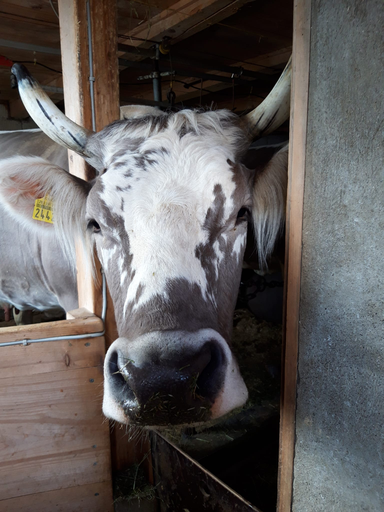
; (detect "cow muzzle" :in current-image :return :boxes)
[103,329,248,426]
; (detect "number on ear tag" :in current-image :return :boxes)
[33,195,53,224]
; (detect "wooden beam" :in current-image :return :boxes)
[57,0,119,347]
[173,47,292,105]
[89,1,120,130]
[277,1,311,511]
[58,0,92,180]
[118,0,254,48]
[0,1,59,26]
[0,313,103,345]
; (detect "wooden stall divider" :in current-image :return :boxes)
[0,311,113,511]
[277,0,311,510]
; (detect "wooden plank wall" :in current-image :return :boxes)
[0,314,113,512]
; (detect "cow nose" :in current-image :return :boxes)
[106,340,225,425]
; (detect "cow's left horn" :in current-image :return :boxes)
[11,63,93,157]
[241,56,292,139]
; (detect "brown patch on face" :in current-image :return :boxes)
[195,183,226,292]
[193,165,252,341]
[119,278,218,340]
[229,161,254,211]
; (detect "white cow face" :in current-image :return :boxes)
[85,111,252,425]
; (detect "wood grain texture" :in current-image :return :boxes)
[66,307,96,320]
[57,0,118,346]
[277,0,311,511]
[89,0,120,130]
[0,481,113,512]
[0,315,103,344]
[0,336,104,379]
[119,0,253,48]
[57,0,93,180]
[0,334,113,510]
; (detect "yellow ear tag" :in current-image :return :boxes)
[33,195,54,224]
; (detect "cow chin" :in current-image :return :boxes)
[102,329,248,427]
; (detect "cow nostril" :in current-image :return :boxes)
[196,342,224,402]
[107,350,137,406]
[108,350,126,387]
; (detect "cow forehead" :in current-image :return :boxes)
[92,131,248,251]
[86,116,250,313]
[93,126,250,221]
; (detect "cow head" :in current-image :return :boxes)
[2,61,290,427]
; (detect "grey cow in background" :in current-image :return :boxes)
[0,130,77,322]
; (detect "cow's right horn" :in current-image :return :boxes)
[11,63,93,157]
[241,56,292,140]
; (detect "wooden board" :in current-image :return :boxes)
[0,316,113,511]
[0,482,112,512]
[0,335,104,379]
[0,314,103,344]
[277,0,311,511]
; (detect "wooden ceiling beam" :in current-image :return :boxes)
[118,0,254,49]
[0,1,59,26]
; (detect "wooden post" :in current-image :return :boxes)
[57,0,119,347]
[277,0,311,510]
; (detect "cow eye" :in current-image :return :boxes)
[236,207,250,224]
[87,219,101,233]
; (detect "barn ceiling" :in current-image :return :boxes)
[0,0,292,120]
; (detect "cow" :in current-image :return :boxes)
[0,60,290,426]
[0,130,76,321]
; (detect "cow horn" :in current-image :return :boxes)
[11,63,93,157]
[241,56,292,139]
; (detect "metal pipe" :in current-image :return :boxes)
[41,85,64,94]
[152,44,162,103]
[119,58,273,87]
[0,39,61,55]
[118,42,276,80]
[86,0,96,131]
[0,271,107,348]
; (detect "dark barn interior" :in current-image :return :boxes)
[0,0,292,123]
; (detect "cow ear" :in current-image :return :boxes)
[251,145,288,267]
[0,156,89,233]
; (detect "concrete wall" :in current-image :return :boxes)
[292,0,384,510]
